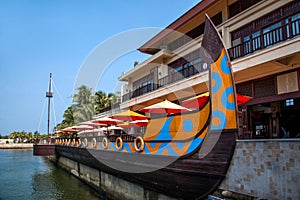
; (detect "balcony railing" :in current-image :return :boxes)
[228,18,300,60]
[122,84,155,102]
[122,67,201,102]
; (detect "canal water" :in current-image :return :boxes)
[0,149,103,200]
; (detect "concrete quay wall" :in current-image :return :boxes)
[220,139,300,200]
[54,156,175,200]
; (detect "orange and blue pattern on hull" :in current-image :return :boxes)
[202,14,238,132]
[97,126,209,157]
[210,49,237,131]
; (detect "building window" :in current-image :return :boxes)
[243,35,251,54]
[252,31,261,51]
[243,31,262,54]
[193,58,202,73]
[229,0,262,18]
[211,12,223,26]
[193,57,209,74]
[174,66,183,73]
[183,62,193,77]
[286,99,294,107]
[263,21,283,47]
[291,13,300,37]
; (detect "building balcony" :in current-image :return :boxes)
[122,66,204,103]
[119,49,173,82]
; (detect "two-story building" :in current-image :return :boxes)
[118,0,300,139]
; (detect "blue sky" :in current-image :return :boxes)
[0,0,200,135]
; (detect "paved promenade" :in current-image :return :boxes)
[0,143,33,149]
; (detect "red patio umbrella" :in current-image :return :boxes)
[130,120,149,127]
[182,92,209,109]
[182,92,252,109]
[236,94,252,105]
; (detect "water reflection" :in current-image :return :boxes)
[31,159,102,200]
[0,149,103,200]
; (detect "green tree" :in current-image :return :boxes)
[55,106,75,130]
[1,134,8,139]
[8,131,18,139]
[19,130,26,140]
[73,85,93,105]
[72,85,95,123]
[27,132,33,139]
[95,91,108,109]
[94,91,118,114]
[34,131,40,138]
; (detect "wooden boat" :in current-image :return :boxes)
[54,15,238,199]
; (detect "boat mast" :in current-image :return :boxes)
[46,73,53,137]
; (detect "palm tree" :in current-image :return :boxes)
[108,92,118,104]
[33,131,40,139]
[95,91,108,112]
[94,90,118,114]
[20,130,26,141]
[73,103,95,123]
[72,85,95,123]
[73,85,93,105]
[55,106,75,130]
[62,106,75,125]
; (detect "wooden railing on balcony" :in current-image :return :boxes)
[228,18,300,60]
